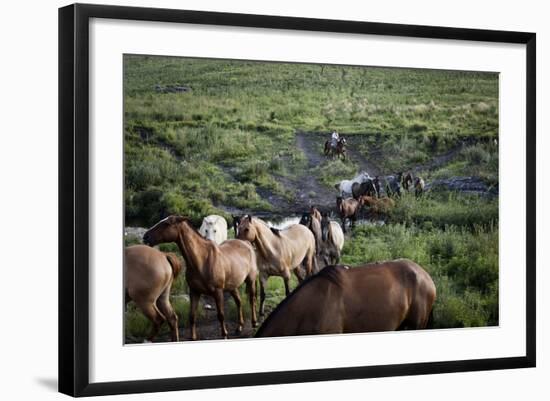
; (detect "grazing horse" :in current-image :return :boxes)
[414,177,426,198]
[360,195,396,216]
[255,259,436,337]
[143,216,258,340]
[324,137,347,160]
[236,215,317,316]
[199,214,228,244]
[336,196,364,233]
[320,212,345,265]
[351,179,377,199]
[402,172,414,191]
[335,171,370,197]
[125,245,182,342]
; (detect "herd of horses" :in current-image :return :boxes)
[125,182,435,342]
[124,135,435,342]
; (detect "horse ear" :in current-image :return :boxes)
[246,214,253,221]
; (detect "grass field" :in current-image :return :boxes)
[123,55,499,341]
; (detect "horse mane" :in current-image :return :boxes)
[165,252,183,278]
[254,265,349,337]
[270,227,281,236]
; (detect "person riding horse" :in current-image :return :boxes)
[324,131,347,159]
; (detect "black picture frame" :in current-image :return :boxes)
[58,3,536,397]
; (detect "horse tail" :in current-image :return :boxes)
[165,253,182,279]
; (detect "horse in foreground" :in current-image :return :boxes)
[143,216,258,340]
[125,245,182,342]
[199,214,228,244]
[236,215,317,315]
[255,259,436,337]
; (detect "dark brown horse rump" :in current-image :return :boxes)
[255,259,436,337]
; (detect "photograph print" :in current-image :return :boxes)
[123,55,499,344]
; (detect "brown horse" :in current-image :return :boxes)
[414,177,425,198]
[236,215,317,315]
[143,216,258,340]
[125,245,182,342]
[299,206,322,256]
[324,138,347,160]
[402,172,414,191]
[360,195,396,216]
[255,259,436,337]
[336,196,364,233]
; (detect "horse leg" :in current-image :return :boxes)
[282,270,292,296]
[189,289,200,340]
[246,277,257,327]
[293,265,306,282]
[259,273,268,316]
[213,288,228,339]
[135,300,165,343]
[229,288,244,334]
[156,289,179,342]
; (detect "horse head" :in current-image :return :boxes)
[236,215,257,243]
[143,215,186,246]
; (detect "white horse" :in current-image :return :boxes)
[335,171,371,196]
[199,215,228,244]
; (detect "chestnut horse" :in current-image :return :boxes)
[255,259,436,337]
[125,245,182,342]
[143,216,258,340]
[360,195,396,216]
[236,215,317,315]
[336,196,364,233]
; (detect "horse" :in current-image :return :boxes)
[143,215,258,340]
[255,259,436,337]
[360,195,396,216]
[324,137,347,160]
[414,177,426,198]
[402,172,414,191]
[384,175,402,197]
[299,206,323,255]
[336,196,364,233]
[320,212,345,265]
[125,245,182,342]
[199,214,228,244]
[351,179,377,199]
[335,171,370,197]
[236,215,317,316]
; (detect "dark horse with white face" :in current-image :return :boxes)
[255,259,436,337]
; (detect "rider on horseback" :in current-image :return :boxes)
[331,131,340,149]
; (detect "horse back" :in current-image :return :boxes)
[344,260,435,331]
[255,266,347,337]
[280,224,316,264]
[125,245,173,299]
